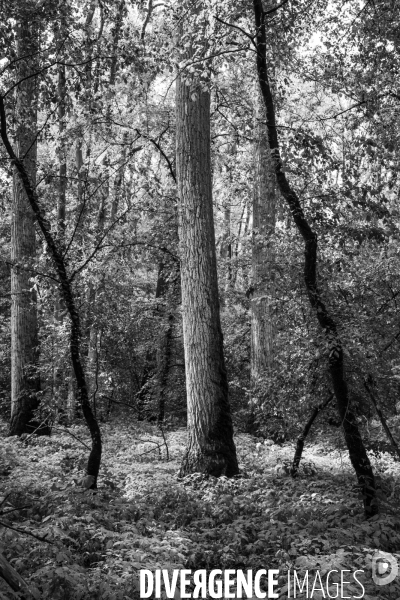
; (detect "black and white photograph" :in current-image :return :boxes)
[0,0,399,598]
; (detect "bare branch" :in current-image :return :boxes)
[135,128,176,182]
[214,16,257,48]
[264,0,289,15]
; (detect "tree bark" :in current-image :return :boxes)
[53,8,69,419]
[251,90,276,389]
[291,393,333,477]
[364,380,400,461]
[9,7,40,436]
[86,1,125,413]
[253,0,378,517]
[155,260,184,423]
[176,4,238,477]
[0,552,34,598]
[0,98,102,488]
[219,141,235,293]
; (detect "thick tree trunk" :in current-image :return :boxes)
[250,91,276,388]
[9,9,40,436]
[176,8,238,476]
[253,0,377,517]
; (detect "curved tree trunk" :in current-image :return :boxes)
[176,2,238,477]
[9,6,40,436]
[0,99,102,489]
[291,393,333,477]
[253,0,377,517]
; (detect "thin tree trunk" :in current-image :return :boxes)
[86,1,125,411]
[232,199,247,289]
[250,90,276,388]
[220,200,232,289]
[74,2,97,238]
[0,98,102,488]
[9,8,40,436]
[220,141,235,292]
[111,132,128,221]
[75,137,85,233]
[176,4,238,477]
[155,259,183,423]
[291,393,333,477]
[364,380,400,460]
[57,53,67,243]
[253,0,377,517]
[54,11,68,418]
[156,313,174,423]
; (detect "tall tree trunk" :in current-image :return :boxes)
[74,1,97,240]
[176,3,238,477]
[250,91,276,389]
[0,100,102,488]
[155,259,184,423]
[54,10,69,419]
[220,141,235,293]
[253,0,377,517]
[86,1,125,413]
[9,7,40,436]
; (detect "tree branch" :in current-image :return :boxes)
[135,129,176,182]
[214,16,257,48]
[264,0,289,15]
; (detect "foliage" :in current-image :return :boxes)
[0,420,400,598]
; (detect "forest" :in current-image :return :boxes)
[0,0,400,598]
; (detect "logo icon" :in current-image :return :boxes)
[372,551,398,586]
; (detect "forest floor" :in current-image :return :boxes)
[0,418,400,600]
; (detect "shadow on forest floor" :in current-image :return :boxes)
[0,418,399,599]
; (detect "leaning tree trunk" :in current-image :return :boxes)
[253,0,377,517]
[291,393,333,477]
[0,99,102,488]
[250,90,277,390]
[9,7,40,436]
[176,2,238,477]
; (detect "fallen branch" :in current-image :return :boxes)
[136,436,168,459]
[0,553,35,598]
[291,393,333,477]
[50,425,91,450]
[0,520,53,544]
[22,417,52,444]
[0,505,31,517]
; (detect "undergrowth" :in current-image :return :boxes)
[0,418,399,599]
